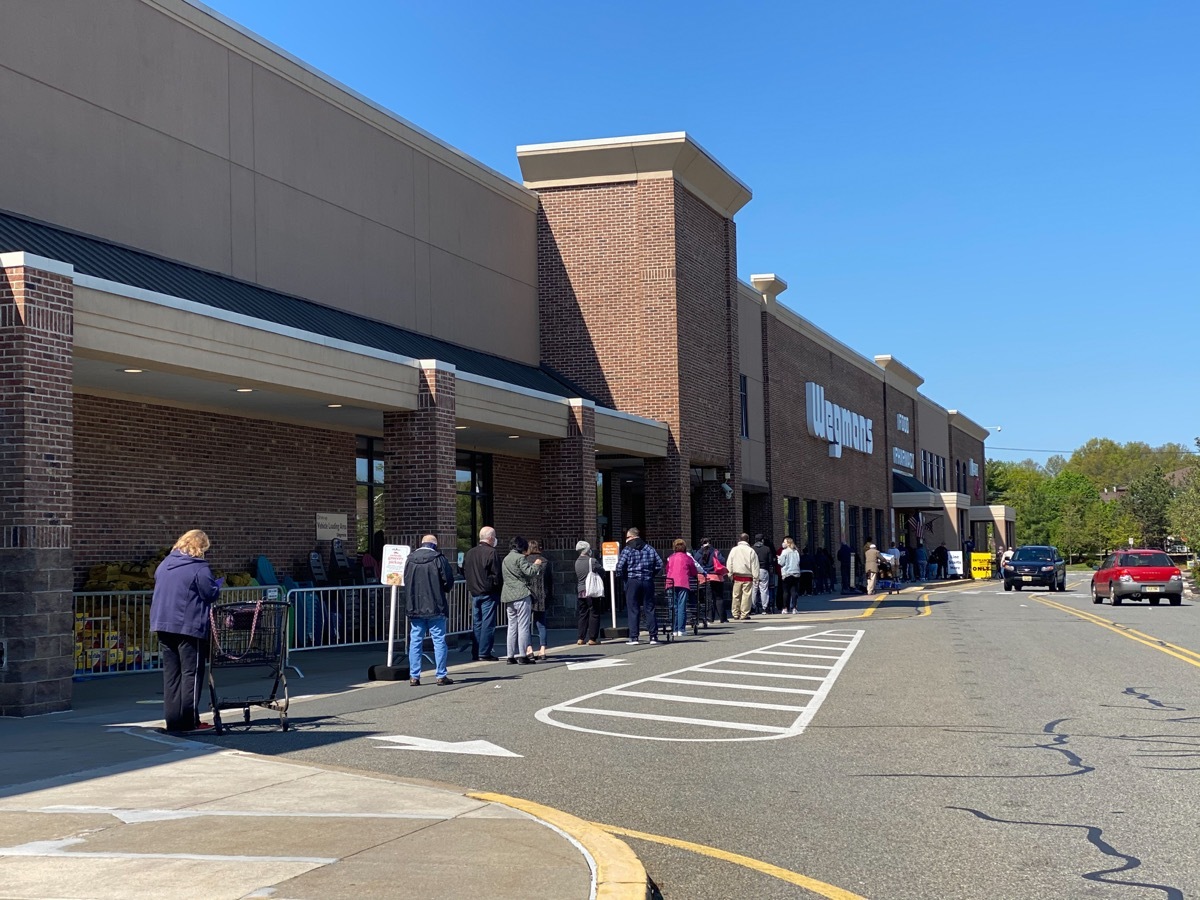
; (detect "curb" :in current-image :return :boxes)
[468,791,651,900]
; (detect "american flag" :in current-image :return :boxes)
[905,514,936,534]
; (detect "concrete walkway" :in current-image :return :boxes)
[0,636,650,900]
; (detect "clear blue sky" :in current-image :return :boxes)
[203,0,1199,464]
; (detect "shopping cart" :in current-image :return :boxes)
[207,597,291,733]
[875,558,901,595]
[653,588,700,641]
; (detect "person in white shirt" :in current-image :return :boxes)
[726,534,760,621]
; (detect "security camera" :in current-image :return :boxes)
[721,482,734,500]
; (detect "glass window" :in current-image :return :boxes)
[822,502,834,552]
[806,501,818,555]
[739,374,749,439]
[849,507,859,553]
[875,509,884,545]
[784,497,799,546]
[356,436,385,554]
[455,451,493,560]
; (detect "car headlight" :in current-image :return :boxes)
[1119,574,1133,582]
[1040,566,1054,572]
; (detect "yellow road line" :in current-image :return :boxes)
[918,593,931,616]
[594,823,867,900]
[468,792,648,899]
[1031,596,1200,670]
[858,595,887,617]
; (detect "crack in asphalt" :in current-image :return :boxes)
[1119,687,1187,712]
[861,718,1094,779]
[949,806,1183,900]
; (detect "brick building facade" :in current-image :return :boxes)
[0,2,1010,715]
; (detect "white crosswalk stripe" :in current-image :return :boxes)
[535,629,863,742]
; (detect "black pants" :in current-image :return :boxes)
[781,575,800,609]
[577,595,603,642]
[625,577,657,640]
[158,631,207,732]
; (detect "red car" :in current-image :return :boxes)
[1090,549,1184,606]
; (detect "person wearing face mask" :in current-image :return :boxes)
[462,526,503,662]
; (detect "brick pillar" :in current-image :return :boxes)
[383,364,456,550]
[644,442,690,544]
[0,258,75,716]
[539,401,597,627]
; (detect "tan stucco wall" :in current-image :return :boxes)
[916,395,950,481]
[737,284,767,487]
[0,0,539,363]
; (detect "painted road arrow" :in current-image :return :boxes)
[565,658,632,671]
[370,735,521,757]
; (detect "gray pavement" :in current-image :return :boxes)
[0,638,650,900]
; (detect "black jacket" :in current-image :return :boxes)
[404,545,454,617]
[462,542,503,596]
[753,541,775,570]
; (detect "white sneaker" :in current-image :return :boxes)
[673,630,683,637]
[625,640,639,645]
[649,639,659,645]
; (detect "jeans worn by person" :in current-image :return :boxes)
[471,593,498,659]
[673,587,691,634]
[408,615,448,681]
[625,577,657,641]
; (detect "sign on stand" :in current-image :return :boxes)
[947,550,964,577]
[969,552,993,580]
[602,542,620,631]
[371,544,410,677]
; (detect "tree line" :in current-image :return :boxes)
[987,438,1200,560]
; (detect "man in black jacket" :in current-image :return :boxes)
[462,526,503,661]
[404,534,455,686]
[752,535,776,613]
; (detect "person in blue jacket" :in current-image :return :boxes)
[150,529,221,733]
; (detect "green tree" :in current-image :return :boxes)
[1045,471,1100,561]
[1122,466,1175,548]
[1169,469,1200,550]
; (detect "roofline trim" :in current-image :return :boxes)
[0,252,76,278]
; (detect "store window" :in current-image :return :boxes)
[784,497,799,546]
[456,451,493,563]
[739,374,749,439]
[876,509,885,546]
[806,501,818,555]
[356,436,385,555]
[849,507,859,553]
[822,502,834,553]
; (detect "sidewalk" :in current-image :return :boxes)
[0,634,650,900]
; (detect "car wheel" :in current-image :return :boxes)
[1148,596,1161,606]
[1110,583,1121,605]
[1059,574,1067,592]
[1091,582,1101,604]
[1169,594,1182,606]
[1014,584,1022,591]
[1004,581,1012,592]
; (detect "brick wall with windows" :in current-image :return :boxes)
[763,317,889,546]
[74,395,356,583]
[883,386,918,481]
[950,427,986,505]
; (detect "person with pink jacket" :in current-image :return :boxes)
[664,538,700,638]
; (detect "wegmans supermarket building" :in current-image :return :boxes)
[0,0,1013,715]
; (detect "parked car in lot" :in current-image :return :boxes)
[1002,545,1067,592]
[1090,550,1184,606]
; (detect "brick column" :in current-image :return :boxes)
[644,443,690,544]
[383,363,456,550]
[0,257,75,716]
[540,400,597,626]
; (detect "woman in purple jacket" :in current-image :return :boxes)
[150,529,221,733]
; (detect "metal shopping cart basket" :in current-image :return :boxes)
[653,588,700,641]
[207,597,291,733]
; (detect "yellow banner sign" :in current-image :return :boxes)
[970,552,994,579]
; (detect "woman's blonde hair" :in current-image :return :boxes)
[173,529,211,558]
[783,537,796,549]
[673,538,687,553]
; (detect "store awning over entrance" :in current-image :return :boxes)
[892,471,940,509]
